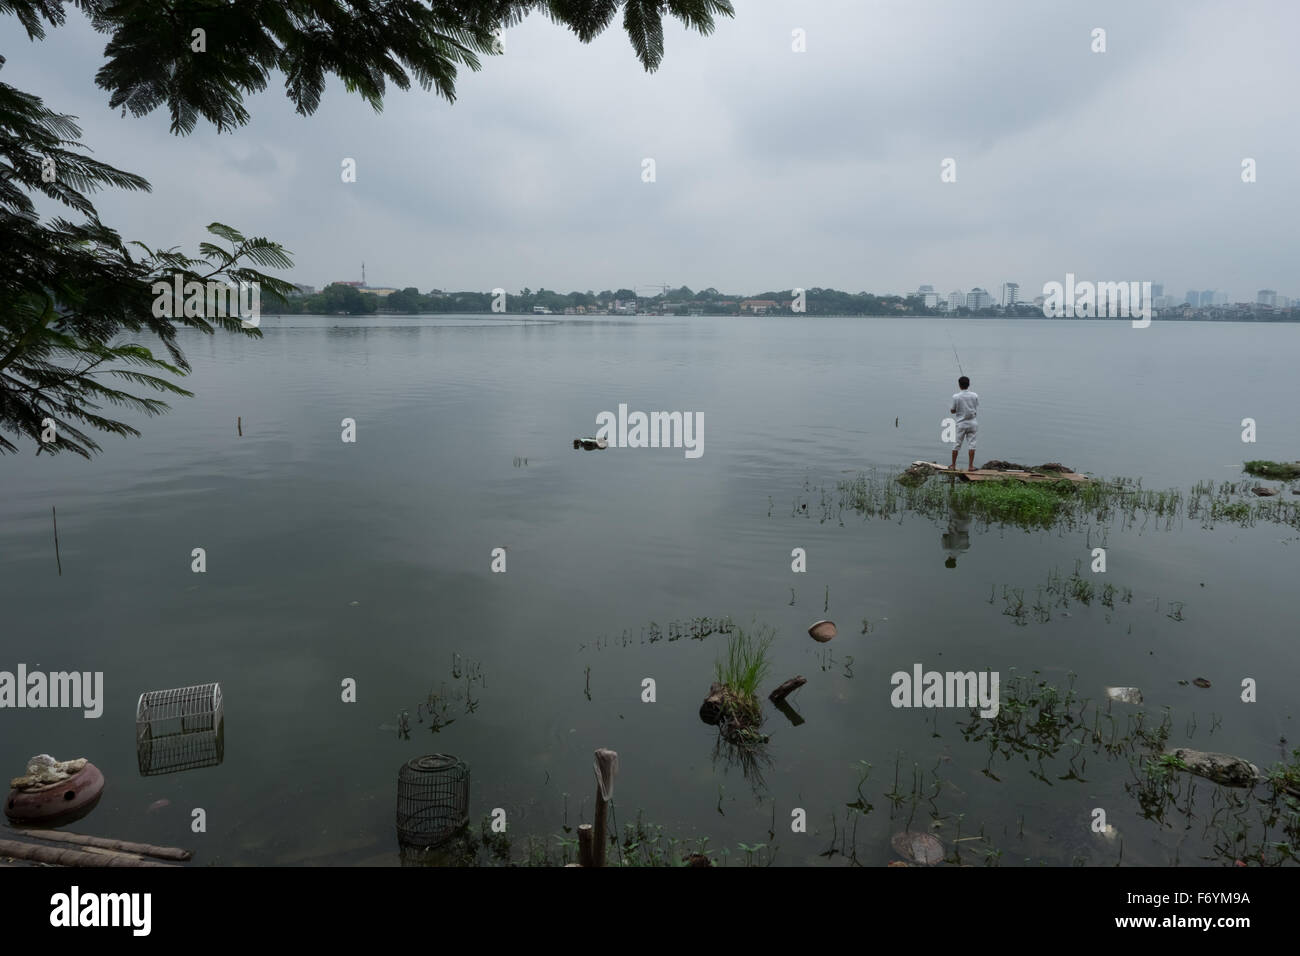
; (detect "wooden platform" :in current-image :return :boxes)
[912,462,1090,484]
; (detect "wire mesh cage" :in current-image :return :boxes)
[396,754,469,853]
[136,683,224,776]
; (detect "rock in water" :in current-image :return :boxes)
[1166,749,1262,788]
[891,831,944,865]
[9,754,88,790]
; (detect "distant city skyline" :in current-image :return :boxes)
[302,268,1297,309]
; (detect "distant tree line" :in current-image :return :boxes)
[264,284,948,316]
[265,284,1300,320]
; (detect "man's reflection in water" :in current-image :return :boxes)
[942,510,972,568]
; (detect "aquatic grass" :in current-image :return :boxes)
[714,625,774,702]
[830,467,1300,533]
[1244,460,1300,481]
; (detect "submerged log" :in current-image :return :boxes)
[9,828,192,862]
[0,838,177,867]
[768,676,807,703]
[699,682,725,725]
[1166,749,1262,788]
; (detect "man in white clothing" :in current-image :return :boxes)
[950,376,979,472]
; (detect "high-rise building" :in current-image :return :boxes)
[1185,290,1198,305]
[947,290,964,312]
[920,292,939,308]
[1000,282,1019,307]
[966,288,992,310]
[1257,289,1277,307]
[1199,290,1215,307]
[1213,291,1228,306]
[918,284,935,294]
[1151,284,1164,300]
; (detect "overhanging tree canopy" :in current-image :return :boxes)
[1,0,734,456]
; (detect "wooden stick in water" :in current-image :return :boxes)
[52,505,61,576]
[577,824,594,867]
[592,748,618,868]
[9,828,192,861]
[0,838,177,867]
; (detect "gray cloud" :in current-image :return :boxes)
[5,0,1298,299]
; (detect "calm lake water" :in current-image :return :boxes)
[2,315,1297,866]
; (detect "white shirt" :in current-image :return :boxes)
[951,389,979,425]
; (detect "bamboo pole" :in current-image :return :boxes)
[0,839,178,867]
[577,824,594,867]
[9,828,192,861]
[237,416,242,436]
[592,792,608,867]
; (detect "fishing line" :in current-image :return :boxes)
[946,329,967,374]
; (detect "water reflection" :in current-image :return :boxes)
[941,509,972,568]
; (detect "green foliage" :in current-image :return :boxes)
[951,479,1077,528]
[0,83,297,456]
[6,1,734,135]
[714,624,773,700]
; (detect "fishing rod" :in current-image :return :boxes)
[947,330,965,377]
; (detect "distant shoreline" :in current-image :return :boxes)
[260,312,1300,324]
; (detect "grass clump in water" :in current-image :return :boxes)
[951,479,1078,528]
[713,625,773,724]
[1244,460,1300,480]
[702,625,775,742]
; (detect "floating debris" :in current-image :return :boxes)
[1105,686,1143,705]
[1192,677,1211,688]
[1165,749,1262,788]
[769,675,807,703]
[899,461,937,485]
[147,798,171,813]
[1251,486,1278,497]
[573,437,608,450]
[890,830,944,865]
[6,755,104,825]
[808,620,836,642]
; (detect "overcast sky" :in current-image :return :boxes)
[5,0,1298,299]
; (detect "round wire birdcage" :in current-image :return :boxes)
[396,754,469,851]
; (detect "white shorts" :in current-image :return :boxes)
[954,422,977,450]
